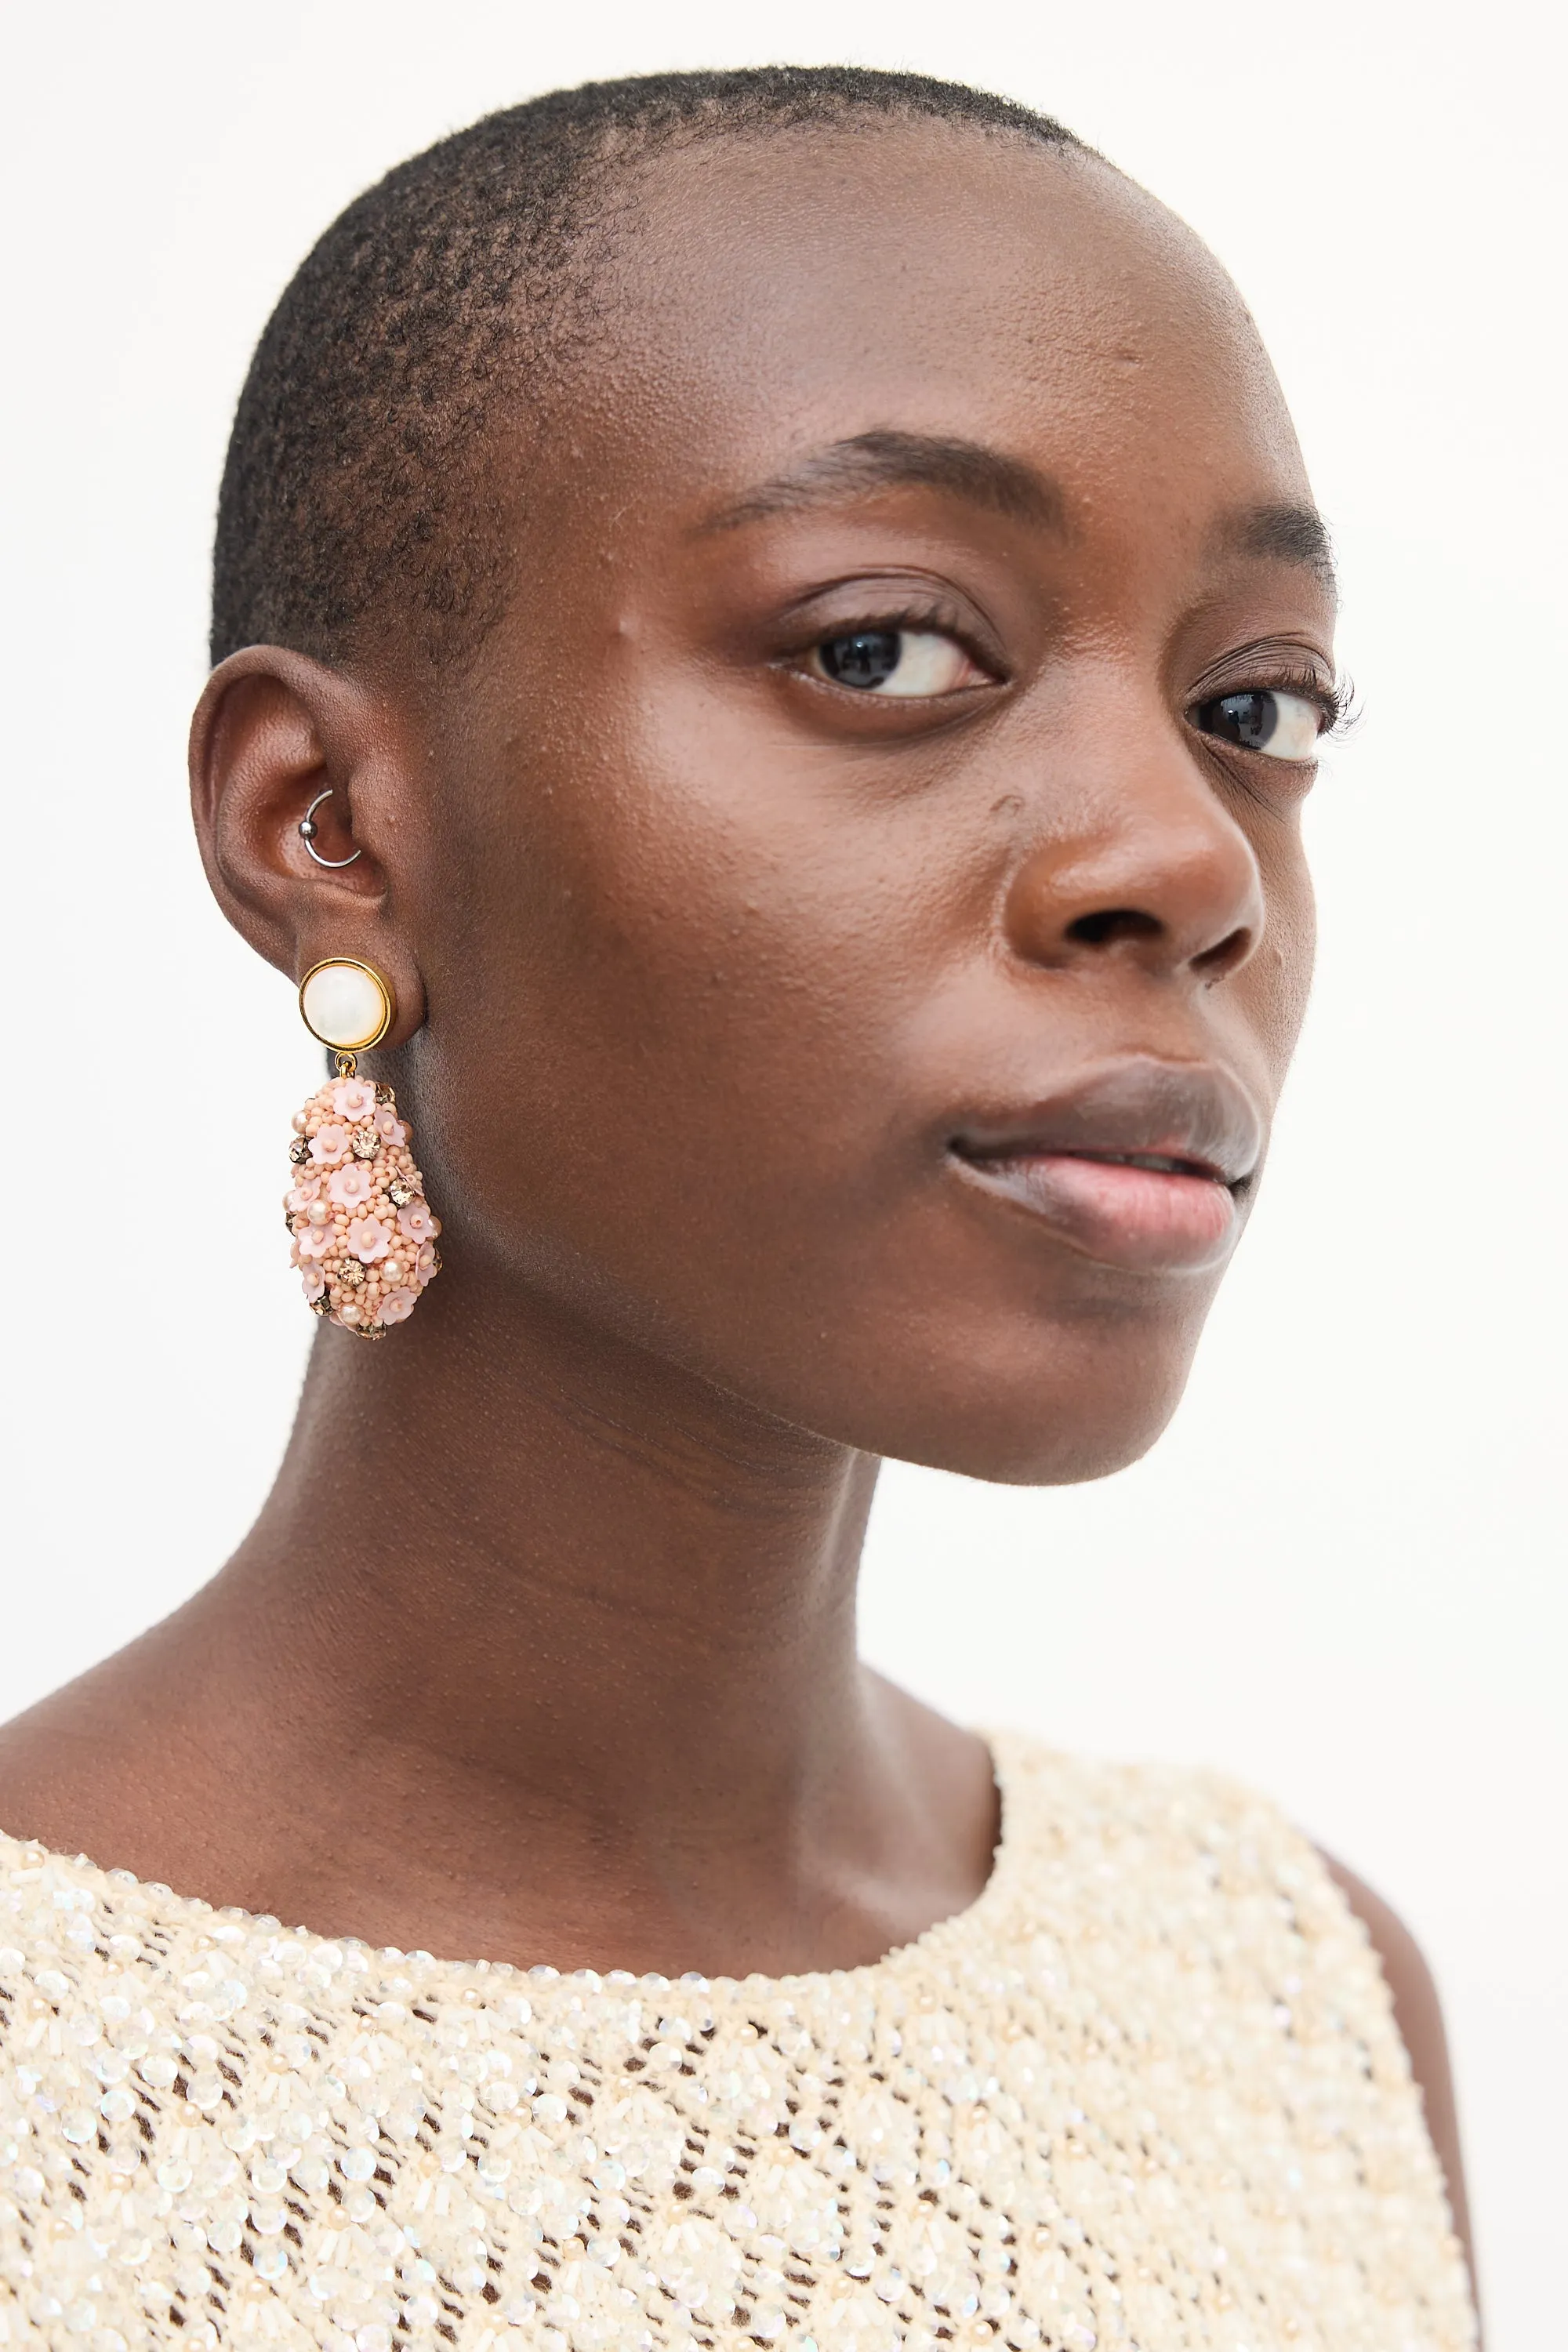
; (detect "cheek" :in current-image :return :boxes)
[413,699,931,1271]
[1250,820,1317,1069]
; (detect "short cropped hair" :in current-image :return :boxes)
[209,66,1084,673]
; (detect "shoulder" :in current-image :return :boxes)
[996,1733,1460,2031]
[0,1824,195,2023]
[990,1733,1388,1985]
[989,1733,1480,2332]
[993,1730,1340,1911]
[1319,1848,1479,2323]
[0,1825,97,1969]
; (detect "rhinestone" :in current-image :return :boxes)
[287,1073,440,1328]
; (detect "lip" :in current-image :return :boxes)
[948,1056,1265,1274]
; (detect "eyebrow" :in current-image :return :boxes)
[1218,501,1338,599]
[697,430,1066,533]
[699,434,1339,602]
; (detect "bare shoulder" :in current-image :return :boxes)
[1318,1847,1481,2336]
[0,1636,204,1882]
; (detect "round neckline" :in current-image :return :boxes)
[0,1730,1029,2000]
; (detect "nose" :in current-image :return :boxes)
[1001,729,1265,987]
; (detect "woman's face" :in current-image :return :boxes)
[400,125,1333,1481]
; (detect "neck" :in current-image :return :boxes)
[251,1277,883,1840]
[7,1269,997,1973]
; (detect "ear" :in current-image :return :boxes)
[189,648,426,1046]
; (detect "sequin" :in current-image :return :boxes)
[0,1739,1474,2350]
[283,1076,440,1336]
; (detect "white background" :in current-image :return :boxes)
[2,1,1562,2338]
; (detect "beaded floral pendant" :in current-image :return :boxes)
[284,1070,441,1336]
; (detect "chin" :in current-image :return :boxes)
[801,1312,1207,1487]
[903,1390,1191,1487]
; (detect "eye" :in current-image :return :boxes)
[808,626,984,697]
[1192,688,1324,760]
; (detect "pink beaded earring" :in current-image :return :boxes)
[285,957,442,1338]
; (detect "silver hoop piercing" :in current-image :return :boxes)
[299,789,363,869]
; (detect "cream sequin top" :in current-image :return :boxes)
[0,1735,1475,2351]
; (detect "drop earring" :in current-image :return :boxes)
[285,957,442,1336]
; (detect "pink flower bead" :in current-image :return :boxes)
[331,1077,378,1124]
[309,1123,350,1167]
[328,1163,375,1210]
[346,1214,392,1264]
[288,1076,437,1330]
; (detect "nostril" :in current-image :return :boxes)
[1192,925,1252,978]
[1066,908,1163,947]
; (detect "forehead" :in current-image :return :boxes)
[554,125,1309,521]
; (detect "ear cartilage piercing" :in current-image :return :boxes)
[286,957,441,1337]
[298,787,363,869]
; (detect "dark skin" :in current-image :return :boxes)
[0,125,1476,2306]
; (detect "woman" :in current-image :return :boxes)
[0,67,1477,2351]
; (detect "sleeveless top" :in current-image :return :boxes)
[0,1733,1475,2350]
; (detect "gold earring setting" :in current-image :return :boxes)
[285,959,441,1336]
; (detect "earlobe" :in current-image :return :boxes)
[299,957,395,1054]
[187,645,426,1045]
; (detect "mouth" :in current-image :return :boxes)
[947,1058,1263,1276]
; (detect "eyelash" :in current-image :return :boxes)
[1246,662,1356,739]
[796,611,1352,740]
[795,597,996,676]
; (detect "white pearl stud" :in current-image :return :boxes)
[298,958,394,1053]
